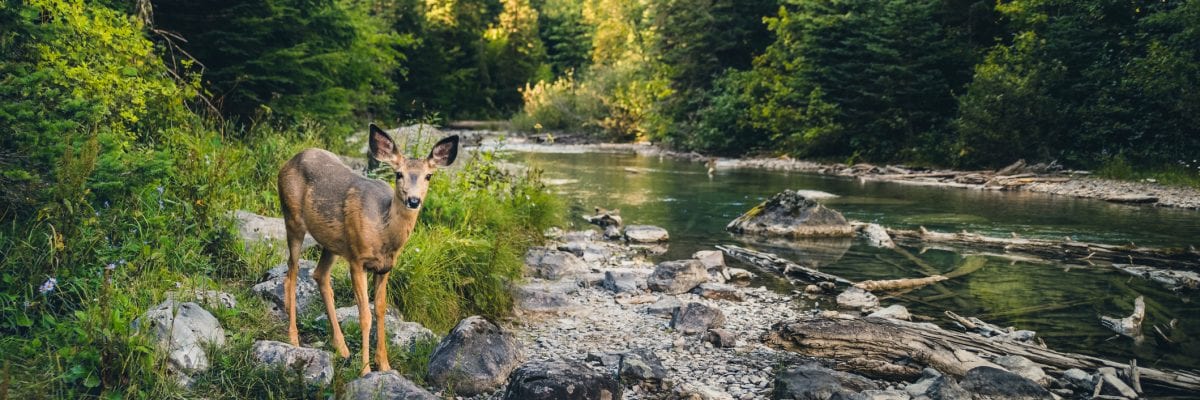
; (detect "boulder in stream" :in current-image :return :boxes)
[726,190,853,238]
[625,225,670,243]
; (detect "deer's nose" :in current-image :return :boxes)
[405,197,421,209]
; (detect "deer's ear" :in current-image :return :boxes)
[369,124,399,164]
[428,135,459,167]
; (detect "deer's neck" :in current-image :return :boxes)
[384,195,420,249]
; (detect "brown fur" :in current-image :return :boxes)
[277,124,458,375]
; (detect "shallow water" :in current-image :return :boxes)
[506,150,1200,371]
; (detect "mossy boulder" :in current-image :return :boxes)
[726,190,853,238]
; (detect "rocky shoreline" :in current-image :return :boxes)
[457,132,1200,210]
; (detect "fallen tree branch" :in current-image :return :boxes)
[764,316,1200,392]
[854,275,947,292]
[717,244,855,286]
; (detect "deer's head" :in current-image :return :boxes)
[369,124,459,210]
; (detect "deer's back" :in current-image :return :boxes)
[279,149,396,255]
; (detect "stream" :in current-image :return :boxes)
[503,150,1200,372]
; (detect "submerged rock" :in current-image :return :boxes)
[251,340,334,385]
[427,316,524,396]
[726,190,853,238]
[343,371,437,400]
[836,287,880,311]
[648,260,710,294]
[503,360,621,400]
[252,261,320,319]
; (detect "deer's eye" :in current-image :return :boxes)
[425,174,433,181]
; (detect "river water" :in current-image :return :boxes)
[505,150,1200,371]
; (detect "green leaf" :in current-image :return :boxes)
[84,374,101,388]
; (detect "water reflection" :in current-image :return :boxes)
[506,151,1200,370]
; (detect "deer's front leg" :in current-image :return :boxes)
[351,262,373,376]
[373,271,392,372]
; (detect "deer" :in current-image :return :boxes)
[276,124,458,375]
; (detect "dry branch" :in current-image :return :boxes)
[854,275,947,291]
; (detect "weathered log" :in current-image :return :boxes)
[944,311,1037,344]
[764,316,1200,392]
[1100,296,1145,339]
[1113,264,1200,290]
[717,245,854,286]
[885,226,1200,288]
[854,275,947,292]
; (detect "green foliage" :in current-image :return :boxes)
[151,0,406,128]
[956,0,1200,168]
[536,0,591,76]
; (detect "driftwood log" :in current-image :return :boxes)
[886,227,1200,290]
[717,244,854,286]
[765,316,1200,392]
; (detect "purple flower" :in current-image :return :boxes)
[38,278,57,295]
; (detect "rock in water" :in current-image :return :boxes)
[503,360,621,400]
[647,260,710,294]
[959,366,1053,400]
[836,287,880,311]
[344,371,437,400]
[252,261,320,319]
[625,225,670,243]
[251,340,334,385]
[524,248,588,280]
[726,190,853,238]
[134,300,226,383]
[427,316,524,396]
[858,223,896,249]
[670,302,726,334]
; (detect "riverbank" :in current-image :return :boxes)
[455,131,1200,210]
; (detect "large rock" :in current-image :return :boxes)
[343,371,438,400]
[504,360,621,400]
[904,369,969,400]
[625,225,670,243]
[604,269,649,294]
[959,366,1053,400]
[524,248,588,280]
[693,283,745,302]
[992,355,1049,387]
[315,305,436,348]
[252,261,320,319]
[646,296,682,316]
[670,302,726,334]
[134,300,226,382]
[647,260,709,294]
[513,283,584,315]
[774,363,880,400]
[427,316,524,396]
[693,250,727,282]
[619,349,668,385]
[726,190,853,238]
[251,340,334,385]
[232,210,316,250]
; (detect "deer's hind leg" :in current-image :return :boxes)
[314,249,350,358]
[279,171,307,347]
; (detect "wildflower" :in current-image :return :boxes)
[105,263,116,271]
[38,278,57,295]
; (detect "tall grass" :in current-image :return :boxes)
[0,119,561,398]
